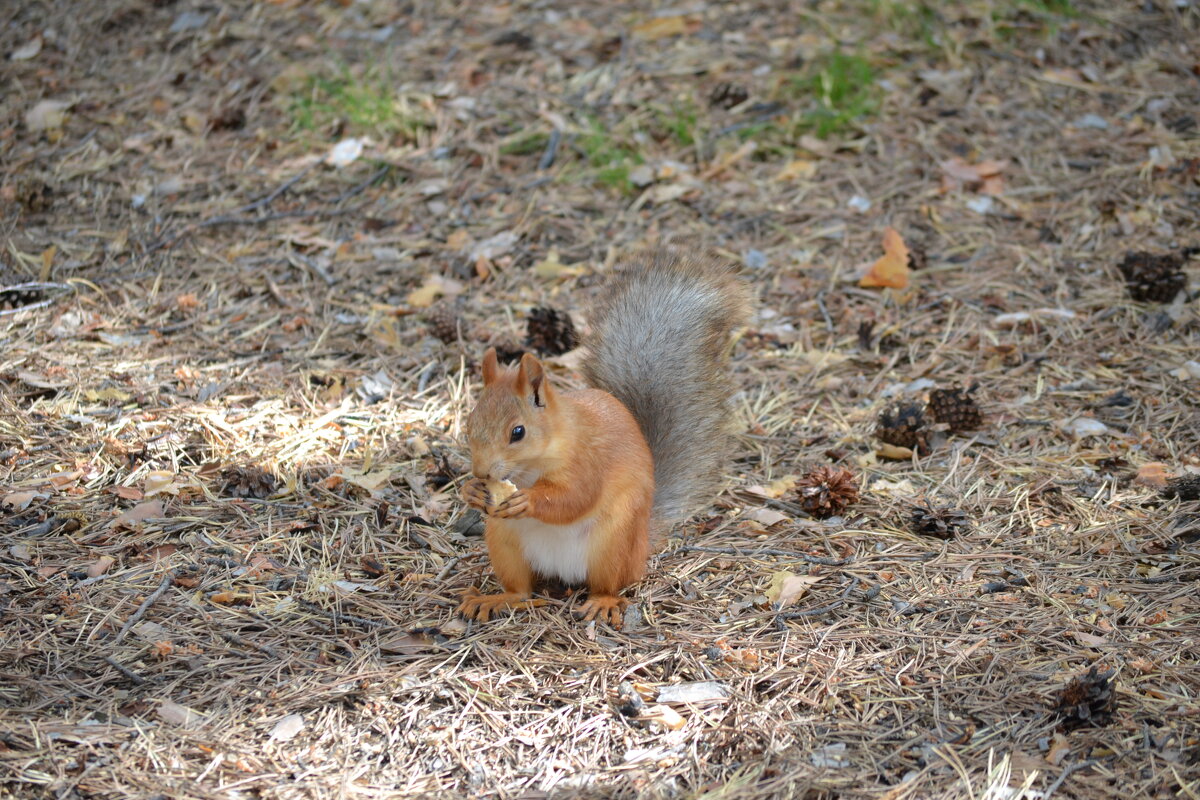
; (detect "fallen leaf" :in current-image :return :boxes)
[657,681,729,703]
[11,36,43,61]
[9,544,32,561]
[269,713,305,742]
[1047,733,1071,766]
[859,227,911,289]
[631,15,690,40]
[339,467,395,494]
[109,485,144,501]
[749,508,789,527]
[1133,463,1171,490]
[1057,417,1112,438]
[87,556,115,578]
[533,249,585,280]
[765,571,823,607]
[157,699,207,729]
[775,159,817,182]
[379,633,433,655]
[1072,631,1108,648]
[25,99,69,133]
[641,703,686,730]
[877,443,915,461]
[325,137,366,167]
[406,274,464,308]
[143,471,179,497]
[2,491,41,512]
[48,470,83,489]
[110,500,164,530]
[939,157,1009,194]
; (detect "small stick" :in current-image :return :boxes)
[815,289,834,333]
[113,572,176,643]
[676,545,848,566]
[777,576,861,621]
[218,630,279,659]
[297,600,383,629]
[234,162,318,215]
[103,656,147,685]
[538,129,562,171]
[1044,759,1097,800]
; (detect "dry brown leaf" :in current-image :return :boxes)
[765,571,823,607]
[877,443,915,461]
[86,556,115,578]
[110,500,164,530]
[631,15,691,40]
[109,485,144,501]
[407,275,464,308]
[775,159,817,182]
[157,699,207,729]
[1133,462,1171,490]
[2,491,41,512]
[269,713,305,742]
[143,471,179,497]
[860,227,911,289]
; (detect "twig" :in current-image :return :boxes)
[1044,759,1097,799]
[675,544,848,566]
[113,572,176,643]
[778,576,861,621]
[816,289,835,333]
[234,162,318,215]
[218,630,280,659]
[103,656,147,685]
[538,129,562,171]
[297,599,383,629]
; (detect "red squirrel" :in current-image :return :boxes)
[458,251,750,627]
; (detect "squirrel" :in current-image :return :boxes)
[458,250,750,627]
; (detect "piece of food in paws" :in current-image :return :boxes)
[486,479,518,505]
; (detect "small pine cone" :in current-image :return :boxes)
[796,466,860,519]
[1054,666,1117,731]
[1162,474,1200,502]
[1117,251,1187,303]
[875,403,929,452]
[709,82,750,110]
[927,386,982,432]
[220,465,277,499]
[525,306,579,357]
[909,504,968,539]
[426,303,462,344]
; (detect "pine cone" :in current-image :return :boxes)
[709,82,750,110]
[909,504,968,539]
[220,465,277,499]
[490,339,526,365]
[1162,474,1200,502]
[796,466,860,519]
[1054,666,1117,731]
[426,303,462,344]
[525,306,579,357]
[875,403,929,452]
[927,386,982,432]
[1117,251,1187,303]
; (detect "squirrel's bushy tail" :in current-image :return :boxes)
[582,250,750,525]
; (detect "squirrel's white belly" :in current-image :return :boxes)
[511,517,593,584]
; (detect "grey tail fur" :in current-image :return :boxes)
[582,249,750,525]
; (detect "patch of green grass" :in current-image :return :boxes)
[289,69,431,140]
[575,119,643,195]
[784,50,880,139]
[655,102,699,147]
[499,130,550,156]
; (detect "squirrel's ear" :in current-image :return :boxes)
[481,348,500,386]
[516,352,552,408]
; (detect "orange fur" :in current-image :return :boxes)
[460,353,653,627]
[458,252,749,629]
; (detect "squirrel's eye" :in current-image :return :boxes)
[509,425,525,443]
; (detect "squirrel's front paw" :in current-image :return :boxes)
[577,595,629,628]
[458,588,545,622]
[461,478,490,511]
[490,490,531,519]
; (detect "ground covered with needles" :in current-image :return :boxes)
[1,1,1199,798]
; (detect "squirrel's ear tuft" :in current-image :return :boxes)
[517,353,552,408]
[481,348,500,386]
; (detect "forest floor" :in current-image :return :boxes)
[1,1,1199,798]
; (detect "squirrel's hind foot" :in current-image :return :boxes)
[577,595,629,628]
[458,588,546,622]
